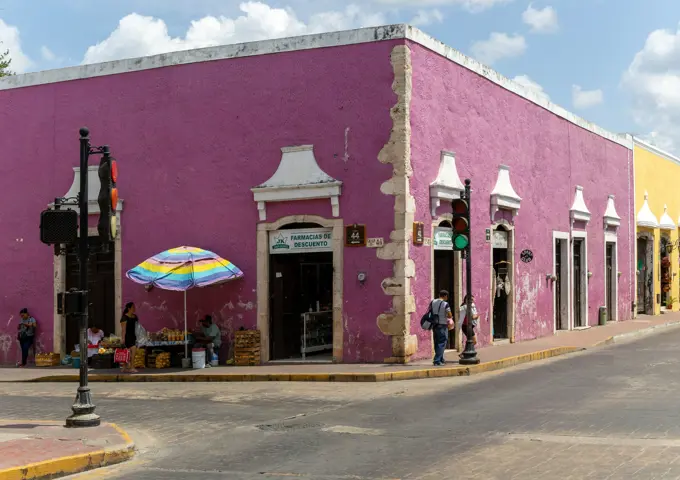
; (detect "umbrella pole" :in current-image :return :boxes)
[184,290,188,359]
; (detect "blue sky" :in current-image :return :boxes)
[2,0,680,151]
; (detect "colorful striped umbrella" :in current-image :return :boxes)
[126,246,244,358]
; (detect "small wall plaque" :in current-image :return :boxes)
[367,237,384,248]
[485,228,491,243]
[413,222,424,246]
[520,249,533,263]
[423,237,432,247]
[345,224,366,247]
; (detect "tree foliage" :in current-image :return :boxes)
[0,43,13,77]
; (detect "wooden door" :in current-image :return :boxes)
[65,237,115,352]
[606,242,614,320]
[555,239,563,330]
[573,239,583,328]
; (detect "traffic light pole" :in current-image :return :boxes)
[66,127,100,428]
[459,179,480,365]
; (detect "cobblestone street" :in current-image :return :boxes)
[4,327,680,479]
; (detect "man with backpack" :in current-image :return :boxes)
[430,290,453,366]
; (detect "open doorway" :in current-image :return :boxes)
[492,225,512,341]
[660,235,672,310]
[637,234,654,315]
[605,240,617,322]
[554,233,569,330]
[433,220,458,349]
[269,223,334,361]
[572,235,587,328]
[64,236,115,352]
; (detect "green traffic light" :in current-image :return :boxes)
[454,234,469,250]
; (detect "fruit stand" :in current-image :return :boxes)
[89,335,122,369]
[136,328,189,368]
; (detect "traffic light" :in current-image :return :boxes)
[451,198,470,251]
[97,152,118,242]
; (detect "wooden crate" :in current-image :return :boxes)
[234,330,260,348]
[234,347,261,366]
[234,330,261,366]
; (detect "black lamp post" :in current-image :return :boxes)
[458,179,480,365]
[65,127,101,428]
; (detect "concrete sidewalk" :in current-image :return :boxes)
[2,314,679,383]
[0,420,134,479]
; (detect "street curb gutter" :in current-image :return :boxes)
[594,319,680,347]
[27,346,583,383]
[0,423,135,480]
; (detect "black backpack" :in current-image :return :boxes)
[420,301,444,331]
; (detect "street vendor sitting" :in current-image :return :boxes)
[193,315,221,367]
[87,325,105,358]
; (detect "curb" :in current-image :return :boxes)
[0,423,134,480]
[25,346,583,383]
[593,319,680,347]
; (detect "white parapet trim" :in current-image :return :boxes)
[0,24,632,149]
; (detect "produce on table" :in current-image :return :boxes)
[157,328,186,342]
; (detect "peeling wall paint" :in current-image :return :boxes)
[0,41,399,363]
[408,42,634,355]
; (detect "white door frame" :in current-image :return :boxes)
[571,230,588,328]
[552,231,570,333]
[489,220,515,343]
[430,215,463,350]
[256,214,344,363]
[604,232,618,322]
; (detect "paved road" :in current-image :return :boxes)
[4,327,680,479]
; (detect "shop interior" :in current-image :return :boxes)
[433,221,457,349]
[269,225,334,362]
[492,226,510,340]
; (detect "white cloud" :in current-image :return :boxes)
[512,75,550,101]
[522,4,558,34]
[0,18,32,73]
[410,9,444,26]
[375,0,511,14]
[572,85,603,109]
[622,24,680,152]
[470,32,526,65]
[83,2,386,65]
[41,46,57,62]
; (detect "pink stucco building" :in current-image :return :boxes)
[0,25,634,364]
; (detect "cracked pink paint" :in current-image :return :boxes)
[0,41,403,363]
[407,42,634,358]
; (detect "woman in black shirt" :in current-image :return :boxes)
[120,302,139,373]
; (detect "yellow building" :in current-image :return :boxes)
[635,139,680,315]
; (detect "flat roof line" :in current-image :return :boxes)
[0,23,630,149]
